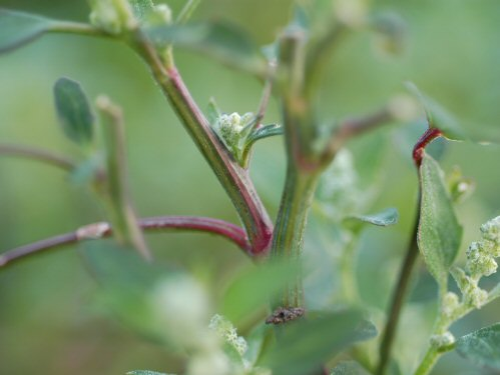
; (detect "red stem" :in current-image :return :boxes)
[412,127,442,167]
[0,216,250,268]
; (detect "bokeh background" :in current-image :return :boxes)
[0,0,500,374]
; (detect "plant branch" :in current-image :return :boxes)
[0,216,250,268]
[97,96,152,260]
[130,33,273,256]
[48,21,110,38]
[376,194,420,375]
[321,106,394,165]
[0,143,77,171]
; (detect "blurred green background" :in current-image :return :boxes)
[1,0,500,374]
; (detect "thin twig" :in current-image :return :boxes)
[0,143,77,171]
[321,106,393,166]
[376,196,420,375]
[0,216,250,268]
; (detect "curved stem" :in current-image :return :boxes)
[131,36,273,256]
[0,216,250,268]
[0,143,77,171]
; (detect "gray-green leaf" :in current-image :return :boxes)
[343,207,399,231]
[331,361,371,375]
[146,21,266,76]
[418,154,463,288]
[127,371,171,375]
[54,77,95,145]
[405,82,467,141]
[456,323,500,370]
[0,9,55,53]
[259,311,377,375]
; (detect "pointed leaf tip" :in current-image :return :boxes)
[343,207,399,230]
[54,77,95,145]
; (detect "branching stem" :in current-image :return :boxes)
[0,216,250,268]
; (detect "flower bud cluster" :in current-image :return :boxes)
[450,216,500,311]
[209,314,248,358]
[212,112,255,165]
[466,216,500,280]
[430,331,455,350]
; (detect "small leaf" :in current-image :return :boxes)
[247,124,283,144]
[127,371,171,375]
[206,98,222,125]
[146,21,266,76]
[456,323,500,370]
[260,311,377,375]
[418,154,463,288]
[405,82,467,141]
[343,207,399,231]
[54,77,95,145]
[0,9,55,53]
[220,260,299,324]
[331,360,371,375]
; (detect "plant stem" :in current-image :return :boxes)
[0,143,77,171]
[132,37,273,256]
[97,96,152,260]
[272,165,320,308]
[413,346,440,375]
[0,216,250,268]
[377,127,443,374]
[49,21,109,38]
[376,196,420,375]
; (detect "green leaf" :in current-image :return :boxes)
[405,82,467,141]
[247,124,283,144]
[54,77,95,145]
[331,361,371,375]
[220,260,299,324]
[456,323,500,370]
[260,310,377,375]
[418,154,463,288]
[127,371,171,375]
[0,9,55,53]
[206,98,222,125]
[146,21,266,76]
[343,207,399,231]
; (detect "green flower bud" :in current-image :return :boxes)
[212,111,255,165]
[430,331,455,349]
[466,241,498,278]
[89,0,123,34]
[209,314,248,357]
[481,216,500,245]
[441,292,460,318]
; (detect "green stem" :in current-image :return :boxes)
[49,21,110,38]
[131,37,273,255]
[271,165,319,308]
[376,193,420,375]
[413,347,440,375]
[97,96,152,260]
[339,237,360,304]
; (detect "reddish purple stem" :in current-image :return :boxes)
[412,127,442,167]
[0,216,250,268]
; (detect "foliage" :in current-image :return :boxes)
[0,1,499,375]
